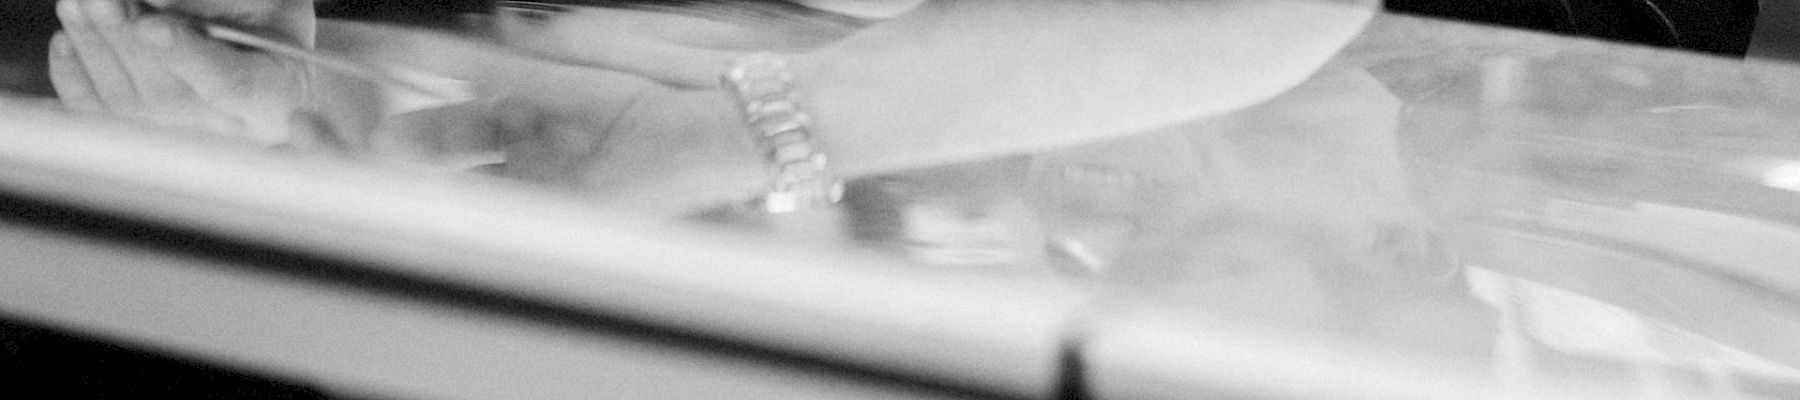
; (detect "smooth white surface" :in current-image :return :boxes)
[0,102,1083,399]
[1081,306,1627,400]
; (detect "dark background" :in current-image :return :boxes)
[0,0,1765,98]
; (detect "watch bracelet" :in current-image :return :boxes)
[722,53,846,213]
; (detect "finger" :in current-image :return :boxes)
[122,15,220,101]
[82,0,193,103]
[57,0,140,110]
[132,15,266,102]
[143,0,279,20]
[48,32,107,113]
[144,0,316,46]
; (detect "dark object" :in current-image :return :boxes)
[317,0,489,27]
[0,1,61,96]
[1749,0,1800,62]
[1387,0,1761,56]
[0,319,330,400]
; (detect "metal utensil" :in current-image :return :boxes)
[199,23,454,99]
[134,3,456,100]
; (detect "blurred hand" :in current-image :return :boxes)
[49,0,323,146]
[356,5,867,158]
[323,4,873,213]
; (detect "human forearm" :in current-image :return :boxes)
[792,0,1379,175]
[304,1,1380,217]
[566,0,1382,215]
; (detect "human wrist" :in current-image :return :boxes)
[721,53,845,213]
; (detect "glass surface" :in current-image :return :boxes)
[6,1,1800,398]
[675,9,1800,398]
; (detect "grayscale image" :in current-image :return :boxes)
[0,1,1793,399]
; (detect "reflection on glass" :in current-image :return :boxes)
[842,157,1044,269]
[661,9,1800,397]
[11,1,1800,398]
[751,11,1800,397]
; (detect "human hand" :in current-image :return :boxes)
[49,0,323,146]
[331,4,873,214]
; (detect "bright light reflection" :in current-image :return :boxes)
[1761,163,1800,192]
